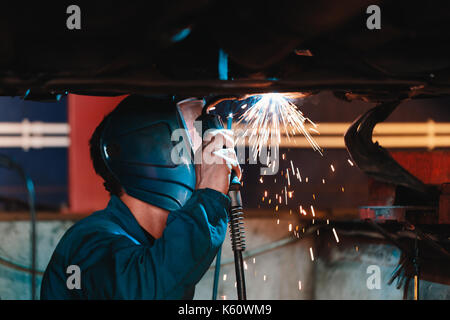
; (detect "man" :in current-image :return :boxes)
[41,95,241,299]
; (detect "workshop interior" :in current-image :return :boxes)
[0,1,450,300]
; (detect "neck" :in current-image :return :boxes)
[120,193,169,239]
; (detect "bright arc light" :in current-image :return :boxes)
[236,93,322,160]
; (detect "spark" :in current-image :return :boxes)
[223,274,227,281]
[259,177,264,183]
[253,258,256,264]
[289,223,292,232]
[264,190,268,197]
[299,205,307,215]
[277,219,280,224]
[284,186,288,204]
[322,178,325,184]
[263,275,267,281]
[347,159,354,166]
[296,168,302,182]
[290,160,295,173]
[309,247,315,261]
[236,93,322,159]
[305,177,309,183]
[341,187,345,192]
[332,228,340,243]
[298,281,302,291]
[287,168,291,186]
[310,205,316,217]
[330,164,335,172]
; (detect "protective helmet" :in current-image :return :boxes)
[100,95,197,211]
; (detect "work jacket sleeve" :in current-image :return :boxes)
[81,188,229,299]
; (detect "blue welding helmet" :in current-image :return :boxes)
[100,95,204,211]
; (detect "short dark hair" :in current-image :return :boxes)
[89,111,123,197]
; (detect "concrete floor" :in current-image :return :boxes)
[0,216,449,300]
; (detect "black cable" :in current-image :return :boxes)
[412,224,450,259]
[0,154,37,300]
[365,219,413,256]
[212,246,222,300]
[0,255,44,275]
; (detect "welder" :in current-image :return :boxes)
[40,95,241,299]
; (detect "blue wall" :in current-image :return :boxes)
[0,97,68,209]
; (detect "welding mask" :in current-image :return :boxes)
[100,95,204,211]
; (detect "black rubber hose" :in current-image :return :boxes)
[228,181,247,300]
[0,154,37,300]
[212,246,222,300]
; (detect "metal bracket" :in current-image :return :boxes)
[344,100,428,193]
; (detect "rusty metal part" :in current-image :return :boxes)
[344,101,428,193]
[359,206,436,223]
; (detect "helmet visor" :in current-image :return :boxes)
[176,98,204,155]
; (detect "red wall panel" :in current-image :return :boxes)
[391,151,450,185]
[68,94,128,214]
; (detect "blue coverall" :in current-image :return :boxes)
[40,188,229,299]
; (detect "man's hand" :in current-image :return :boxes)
[195,129,242,195]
